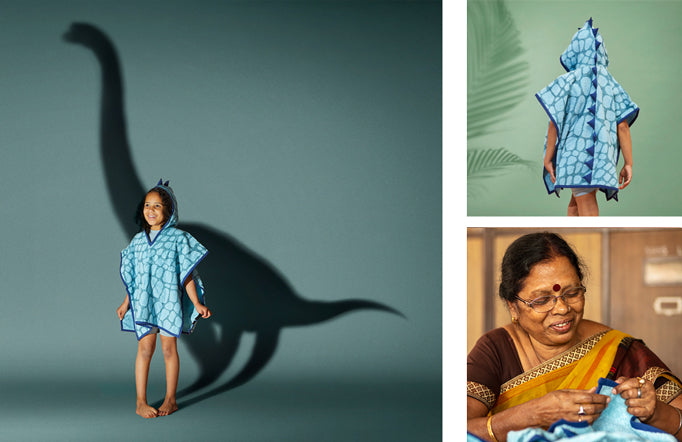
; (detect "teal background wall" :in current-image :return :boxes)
[468,0,682,216]
[0,1,441,440]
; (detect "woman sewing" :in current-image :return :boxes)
[467,232,682,441]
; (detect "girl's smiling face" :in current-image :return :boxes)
[143,191,166,230]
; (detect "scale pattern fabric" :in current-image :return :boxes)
[536,18,639,201]
[119,182,208,340]
[506,378,676,442]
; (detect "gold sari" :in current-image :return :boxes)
[490,330,681,414]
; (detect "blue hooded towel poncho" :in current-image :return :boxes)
[120,181,208,340]
[536,18,639,201]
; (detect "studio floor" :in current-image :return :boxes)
[1,375,441,441]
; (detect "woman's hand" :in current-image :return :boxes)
[467,388,609,441]
[612,376,657,422]
[531,387,610,427]
[116,299,129,320]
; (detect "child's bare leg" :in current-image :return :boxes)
[575,191,599,216]
[567,195,578,216]
[135,334,158,418]
[158,335,179,416]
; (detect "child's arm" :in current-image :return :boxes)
[617,121,633,189]
[184,276,212,318]
[116,296,129,320]
[544,121,558,183]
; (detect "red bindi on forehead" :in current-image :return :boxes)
[553,284,561,292]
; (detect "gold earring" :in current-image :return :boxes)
[512,317,518,324]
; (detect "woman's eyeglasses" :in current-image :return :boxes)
[515,286,586,313]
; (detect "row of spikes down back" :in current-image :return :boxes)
[584,20,602,184]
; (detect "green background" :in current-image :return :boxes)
[0,1,441,440]
[468,0,682,216]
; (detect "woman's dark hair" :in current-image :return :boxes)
[135,187,174,234]
[498,232,585,302]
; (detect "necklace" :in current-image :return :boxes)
[529,339,548,364]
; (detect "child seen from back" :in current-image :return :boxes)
[536,18,639,216]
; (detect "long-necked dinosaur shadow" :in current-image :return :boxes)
[63,23,403,409]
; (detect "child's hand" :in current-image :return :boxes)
[619,164,632,189]
[194,303,212,319]
[116,301,129,320]
[544,160,556,184]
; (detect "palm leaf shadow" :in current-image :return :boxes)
[467,147,534,198]
[467,0,534,190]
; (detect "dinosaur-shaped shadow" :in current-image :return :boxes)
[63,23,403,409]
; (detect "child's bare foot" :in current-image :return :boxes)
[158,398,178,416]
[136,400,158,418]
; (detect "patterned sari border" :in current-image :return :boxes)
[643,366,668,383]
[500,330,610,395]
[657,380,682,404]
[467,381,496,410]
[643,367,682,403]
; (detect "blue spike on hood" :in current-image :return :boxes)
[559,18,609,71]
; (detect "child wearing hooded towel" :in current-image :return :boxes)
[536,18,639,216]
[116,180,211,418]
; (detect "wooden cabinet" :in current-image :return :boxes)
[609,230,682,378]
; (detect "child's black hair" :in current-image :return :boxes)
[135,187,174,234]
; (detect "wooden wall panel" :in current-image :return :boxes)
[467,235,484,353]
[609,230,682,378]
